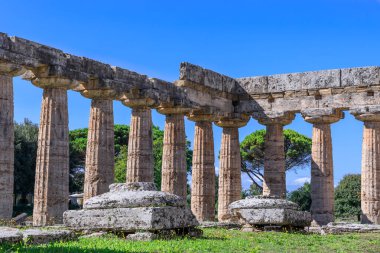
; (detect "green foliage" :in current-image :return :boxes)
[288,183,311,211]
[14,119,39,198]
[114,146,127,183]
[240,129,312,190]
[335,174,361,220]
[2,228,380,253]
[70,124,193,191]
[69,128,88,193]
[242,183,263,198]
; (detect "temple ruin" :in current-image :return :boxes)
[0,33,379,226]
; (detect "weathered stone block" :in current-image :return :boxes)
[0,227,22,244]
[64,206,198,232]
[22,229,76,245]
[341,66,380,87]
[84,189,186,209]
[229,197,311,228]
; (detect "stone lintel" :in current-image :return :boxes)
[214,114,249,128]
[302,108,344,124]
[179,62,242,95]
[254,112,295,126]
[350,106,380,122]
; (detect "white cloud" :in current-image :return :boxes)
[292,177,310,186]
[215,167,219,175]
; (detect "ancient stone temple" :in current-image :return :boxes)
[1,33,380,226]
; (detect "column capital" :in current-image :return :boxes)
[187,111,219,122]
[302,108,344,124]
[157,105,192,115]
[80,79,117,100]
[350,106,380,122]
[0,62,26,77]
[214,114,249,128]
[254,112,295,126]
[21,67,79,89]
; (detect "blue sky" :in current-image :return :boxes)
[2,0,380,191]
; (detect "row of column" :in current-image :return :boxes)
[1,74,380,226]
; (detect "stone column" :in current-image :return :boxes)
[215,117,248,221]
[33,88,69,226]
[161,113,187,198]
[189,114,215,221]
[257,114,294,199]
[83,99,114,202]
[0,74,14,219]
[303,109,343,226]
[126,107,154,183]
[352,110,380,224]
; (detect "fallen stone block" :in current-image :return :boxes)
[22,229,77,245]
[321,222,380,234]
[126,232,158,241]
[229,196,312,230]
[0,227,22,244]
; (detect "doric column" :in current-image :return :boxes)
[126,107,153,183]
[351,108,380,224]
[83,99,114,202]
[188,114,216,222]
[303,109,343,226]
[0,74,14,219]
[256,113,295,199]
[0,64,24,219]
[215,116,249,221]
[33,88,69,226]
[161,113,187,198]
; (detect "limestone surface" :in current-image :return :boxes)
[64,182,198,232]
[321,222,380,234]
[0,227,22,244]
[22,229,76,245]
[229,197,311,228]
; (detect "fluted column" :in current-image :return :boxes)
[33,88,69,226]
[161,113,187,198]
[83,99,114,202]
[215,117,248,221]
[257,113,294,199]
[303,109,343,226]
[264,123,286,197]
[0,74,14,219]
[352,109,380,224]
[190,118,215,221]
[126,107,154,183]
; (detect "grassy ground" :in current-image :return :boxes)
[1,228,380,253]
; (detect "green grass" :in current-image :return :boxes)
[1,228,380,253]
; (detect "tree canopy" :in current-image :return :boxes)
[335,174,361,220]
[287,182,311,211]
[14,120,193,196]
[14,119,39,199]
[240,129,312,189]
[69,124,193,192]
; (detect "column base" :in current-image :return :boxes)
[311,213,334,226]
